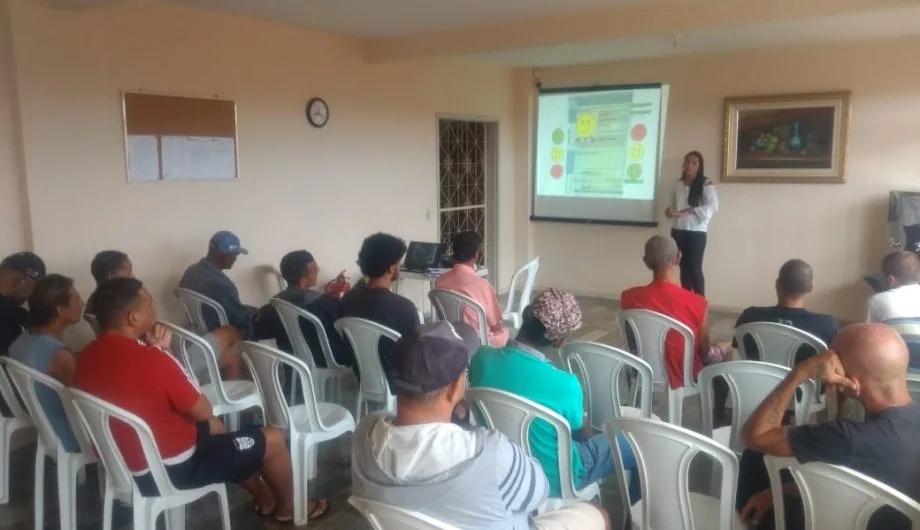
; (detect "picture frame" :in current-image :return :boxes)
[722,91,851,183]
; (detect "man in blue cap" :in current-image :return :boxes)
[179,231,261,339]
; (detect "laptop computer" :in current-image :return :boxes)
[402,241,444,273]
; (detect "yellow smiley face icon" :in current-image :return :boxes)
[628,143,645,161]
[550,146,565,162]
[575,113,597,139]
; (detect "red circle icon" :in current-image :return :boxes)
[550,165,564,179]
[631,124,647,142]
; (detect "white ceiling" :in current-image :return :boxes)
[161,0,657,38]
[473,5,920,67]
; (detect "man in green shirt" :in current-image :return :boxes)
[469,288,639,501]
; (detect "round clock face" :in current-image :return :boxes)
[306,98,329,128]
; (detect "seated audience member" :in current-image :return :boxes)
[620,235,731,422]
[866,251,920,322]
[85,250,133,315]
[0,252,46,354]
[257,250,353,368]
[352,321,610,530]
[92,249,241,379]
[435,231,509,347]
[179,231,262,339]
[469,288,640,502]
[734,259,839,364]
[75,277,330,521]
[8,274,82,450]
[739,323,920,530]
[340,233,419,384]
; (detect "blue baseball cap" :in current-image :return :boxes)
[209,231,248,255]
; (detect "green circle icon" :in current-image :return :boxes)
[626,163,643,180]
[551,128,565,145]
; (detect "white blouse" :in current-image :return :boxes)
[672,180,719,232]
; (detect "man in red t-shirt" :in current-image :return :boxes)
[620,235,732,422]
[75,277,309,522]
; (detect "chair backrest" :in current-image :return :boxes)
[239,341,325,432]
[503,257,540,316]
[173,287,228,332]
[69,388,179,498]
[466,387,580,500]
[273,267,287,292]
[3,359,94,457]
[334,317,400,403]
[159,321,224,396]
[0,358,29,421]
[886,318,920,370]
[271,298,342,370]
[427,289,489,345]
[83,313,102,336]
[766,456,920,530]
[733,322,827,367]
[606,416,739,530]
[698,361,815,453]
[617,309,695,389]
[349,496,462,530]
[906,373,920,402]
[560,341,654,429]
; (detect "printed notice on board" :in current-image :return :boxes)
[127,135,161,182]
[161,136,237,181]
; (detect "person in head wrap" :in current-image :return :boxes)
[469,288,641,503]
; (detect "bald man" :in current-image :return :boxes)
[739,324,919,530]
[867,251,920,322]
[621,235,732,422]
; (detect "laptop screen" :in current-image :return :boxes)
[404,242,443,270]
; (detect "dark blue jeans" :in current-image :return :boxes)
[575,433,641,502]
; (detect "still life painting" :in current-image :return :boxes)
[722,91,850,183]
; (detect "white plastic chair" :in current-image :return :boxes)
[0,358,33,505]
[240,341,355,526]
[83,313,102,336]
[334,317,400,419]
[503,257,540,330]
[766,455,920,530]
[560,342,657,431]
[161,321,263,431]
[70,388,231,530]
[349,496,462,530]
[606,416,744,530]
[428,289,489,345]
[272,298,355,407]
[698,361,815,454]
[173,287,228,333]
[907,373,920,402]
[466,387,599,511]
[617,309,698,426]
[4,359,99,530]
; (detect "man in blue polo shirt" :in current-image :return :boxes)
[469,288,639,502]
[179,231,261,339]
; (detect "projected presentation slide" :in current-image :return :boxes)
[532,84,667,224]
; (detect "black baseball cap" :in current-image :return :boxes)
[0,252,46,280]
[392,321,480,394]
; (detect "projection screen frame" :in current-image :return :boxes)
[530,82,665,228]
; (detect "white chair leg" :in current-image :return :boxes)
[33,444,46,530]
[216,486,232,530]
[292,443,309,526]
[226,412,240,432]
[0,425,12,504]
[57,454,77,530]
[102,477,114,530]
[165,506,186,530]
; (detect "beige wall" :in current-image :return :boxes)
[524,38,920,321]
[0,2,26,257]
[5,0,517,318]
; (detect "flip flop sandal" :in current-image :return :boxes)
[307,499,330,521]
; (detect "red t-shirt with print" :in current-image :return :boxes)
[620,280,708,388]
[75,333,200,472]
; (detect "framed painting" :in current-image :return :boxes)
[722,91,851,183]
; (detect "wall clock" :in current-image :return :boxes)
[306,97,329,128]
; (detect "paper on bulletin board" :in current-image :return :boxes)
[161,136,237,181]
[127,135,161,182]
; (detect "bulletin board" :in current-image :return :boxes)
[122,91,239,183]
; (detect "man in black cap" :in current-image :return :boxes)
[351,321,609,530]
[0,251,46,354]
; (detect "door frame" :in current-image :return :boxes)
[434,114,500,286]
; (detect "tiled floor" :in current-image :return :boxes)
[0,295,741,529]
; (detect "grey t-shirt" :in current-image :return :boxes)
[178,259,252,337]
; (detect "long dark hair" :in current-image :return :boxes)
[681,151,706,207]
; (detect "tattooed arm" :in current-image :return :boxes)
[741,351,852,456]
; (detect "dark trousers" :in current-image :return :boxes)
[671,228,707,295]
